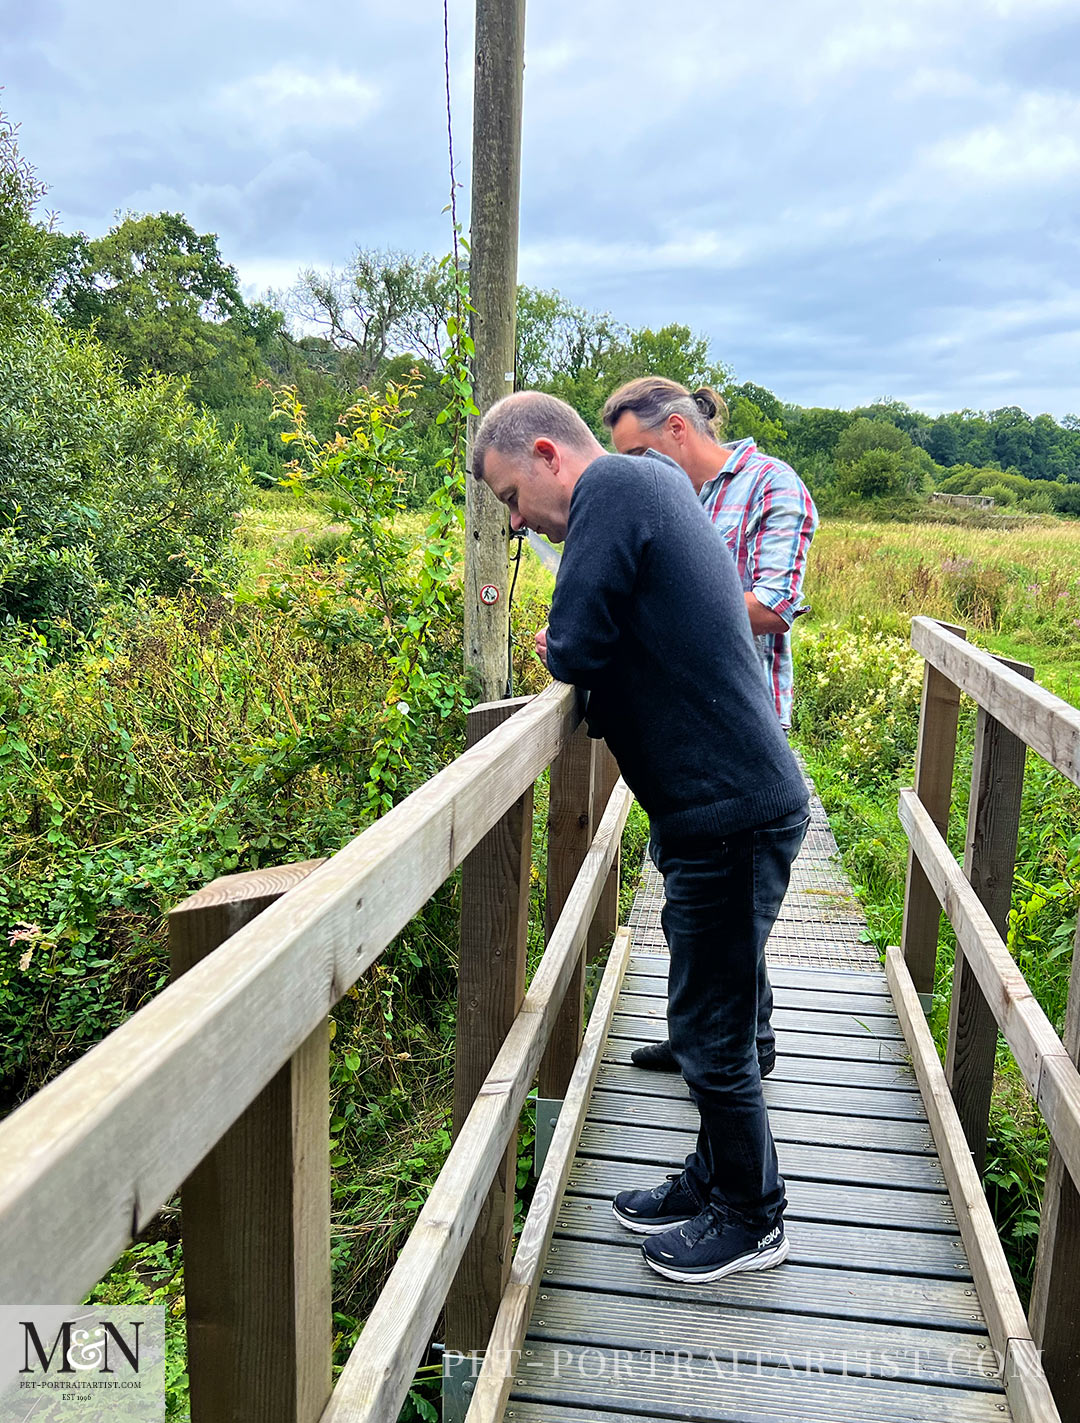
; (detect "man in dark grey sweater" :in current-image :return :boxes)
[473,391,809,1283]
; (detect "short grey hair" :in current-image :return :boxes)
[602,377,727,442]
[471,391,598,480]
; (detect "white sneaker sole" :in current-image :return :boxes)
[611,1202,694,1235]
[643,1235,790,1282]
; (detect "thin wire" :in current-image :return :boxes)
[443,1,461,289]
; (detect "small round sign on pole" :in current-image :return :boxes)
[480,584,500,606]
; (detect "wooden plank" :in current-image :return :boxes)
[622,974,896,1020]
[594,1064,927,1121]
[586,744,620,964]
[629,956,893,998]
[540,1238,983,1330]
[886,945,1061,1423]
[1030,913,1080,1421]
[170,862,331,1423]
[603,1050,919,1092]
[607,1013,912,1064]
[901,621,967,998]
[585,1092,935,1154]
[506,1343,1008,1422]
[947,658,1032,1176]
[463,928,632,1423]
[446,698,534,1354]
[322,782,632,1423]
[561,1158,961,1233]
[0,680,579,1303]
[524,1285,996,1389]
[901,787,1080,1200]
[554,1200,968,1276]
[539,723,595,1099]
[614,995,905,1039]
[576,1122,948,1192]
[913,614,1080,790]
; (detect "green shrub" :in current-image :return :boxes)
[0,308,246,634]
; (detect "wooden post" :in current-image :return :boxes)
[445,698,534,1352]
[169,862,331,1423]
[900,621,967,1002]
[586,742,620,963]
[538,721,595,1098]
[464,0,526,699]
[1030,913,1080,1418]
[945,655,1033,1174]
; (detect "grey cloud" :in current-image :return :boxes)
[4,0,1080,416]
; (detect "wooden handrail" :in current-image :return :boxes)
[466,926,633,1423]
[900,790,1080,1198]
[901,617,1080,1419]
[0,681,577,1304]
[885,947,1062,1423]
[321,780,633,1423]
[912,616,1080,788]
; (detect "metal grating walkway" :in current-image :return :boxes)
[502,772,1014,1422]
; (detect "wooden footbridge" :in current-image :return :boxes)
[3,618,1080,1423]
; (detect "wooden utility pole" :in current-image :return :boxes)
[464,0,526,699]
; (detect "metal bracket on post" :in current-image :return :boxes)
[918,991,934,1017]
[534,1097,562,1176]
[442,1349,482,1423]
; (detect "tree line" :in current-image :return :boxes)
[6,102,1080,641]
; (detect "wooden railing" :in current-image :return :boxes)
[894,616,1080,1423]
[0,683,633,1423]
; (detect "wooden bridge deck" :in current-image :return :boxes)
[502,783,1013,1422]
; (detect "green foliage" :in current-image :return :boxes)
[0,306,246,634]
[792,621,924,785]
[0,110,53,316]
[271,231,476,819]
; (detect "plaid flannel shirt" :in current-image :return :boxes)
[698,438,818,728]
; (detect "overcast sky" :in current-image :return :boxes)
[6,0,1080,418]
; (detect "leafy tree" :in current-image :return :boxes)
[835,448,907,501]
[834,416,907,463]
[56,213,250,389]
[729,382,783,423]
[988,406,1035,474]
[288,249,454,389]
[726,395,787,453]
[782,406,853,462]
[927,417,959,467]
[0,111,53,319]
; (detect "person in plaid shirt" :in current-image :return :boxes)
[602,377,818,731]
[602,375,818,1076]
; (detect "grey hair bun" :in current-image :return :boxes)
[691,387,727,426]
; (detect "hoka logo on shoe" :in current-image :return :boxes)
[758,1226,781,1248]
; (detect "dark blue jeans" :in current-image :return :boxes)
[650,804,810,1229]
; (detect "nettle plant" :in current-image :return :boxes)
[272,252,477,816]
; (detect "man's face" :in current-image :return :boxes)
[610,410,685,466]
[481,441,575,543]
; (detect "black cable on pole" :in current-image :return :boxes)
[505,532,525,699]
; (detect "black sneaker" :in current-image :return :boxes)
[642,1204,788,1282]
[612,1173,701,1234]
[630,1039,777,1078]
[630,1039,679,1071]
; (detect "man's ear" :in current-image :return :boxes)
[534,437,560,473]
[668,414,689,446]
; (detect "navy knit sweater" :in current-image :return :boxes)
[544,453,807,838]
